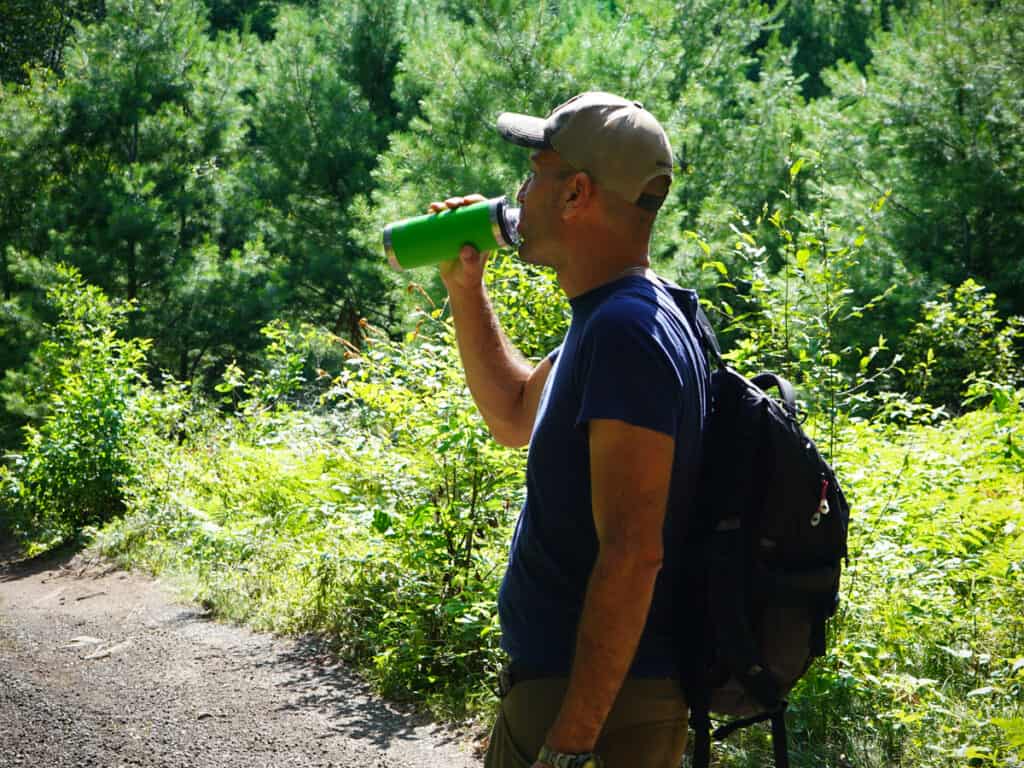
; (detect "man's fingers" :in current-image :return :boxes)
[426,193,487,214]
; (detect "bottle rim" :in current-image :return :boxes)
[490,197,522,248]
[382,225,401,270]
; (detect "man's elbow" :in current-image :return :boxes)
[597,542,664,577]
[488,420,531,448]
[484,405,532,448]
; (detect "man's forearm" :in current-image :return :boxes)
[447,282,532,443]
[543,550,661,753]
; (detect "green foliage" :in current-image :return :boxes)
[205,0,281,39]
[814,0,1024,317]
[0,0,104,83]
[477,254,569,359]
[902,280,1023,413]
[666,25,805,237]
[2,0,1024,762]
[772,0,912,98]
[214,319,337,414]
[323,306,522,709]
[807,403,1024,768]
[98,299,528,714]
[241,1,400,338]
[0,0,291,390]
[678,168,900,449]
[0,266,150,548]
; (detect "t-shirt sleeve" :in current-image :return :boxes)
[574,303,684,437]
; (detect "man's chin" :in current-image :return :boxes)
[516,243,549,268]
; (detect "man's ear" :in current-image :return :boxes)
[561,172,594,220]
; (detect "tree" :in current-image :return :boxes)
[205,0,280,39]
[18,0,279,381]
[0,0,104,84]
[770,0,913,99]
[241,1,407,339]
[815,0,1024,318]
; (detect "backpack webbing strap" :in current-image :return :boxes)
[700,702,790,768]
[712,709,775,740]
[772,705,790,768]
[690,698,713,768]
[691,702,791,768]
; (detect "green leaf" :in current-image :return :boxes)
[992,717,1024,748]
[789,158,805,180]
[966,686,995,697]
[684,230,711,256]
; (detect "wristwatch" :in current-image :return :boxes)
[536,745,604,768]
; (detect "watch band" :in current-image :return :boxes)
[537,744,603,768]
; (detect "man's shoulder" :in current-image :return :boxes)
[584,277,690,339]
[585,278,661,327]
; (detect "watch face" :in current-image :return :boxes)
[538,746,602,768]
[570,755,601,768]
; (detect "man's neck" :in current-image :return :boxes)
[553,212,654,298]
[557,239,652,298]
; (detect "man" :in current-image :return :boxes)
[429,92,709,768]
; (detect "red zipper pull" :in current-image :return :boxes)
[818,478,831,517]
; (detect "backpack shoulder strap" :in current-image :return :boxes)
[654,276,724,368]
[692,305,724,367]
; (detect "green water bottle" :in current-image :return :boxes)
[382,196,521,271]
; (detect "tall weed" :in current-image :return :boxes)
[0,266,150,549]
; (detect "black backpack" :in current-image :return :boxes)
[662,279,851,768]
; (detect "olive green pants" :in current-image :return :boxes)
[484,677,688,768]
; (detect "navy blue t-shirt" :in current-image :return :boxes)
[497,274,710,678]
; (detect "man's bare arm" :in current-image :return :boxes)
[429,194,551,447]
[540,418,674,756]
[446,268,552,447]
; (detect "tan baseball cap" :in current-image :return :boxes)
[496,91,673,211]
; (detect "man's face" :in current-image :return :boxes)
[515,150,576,269]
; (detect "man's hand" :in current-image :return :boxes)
[426,193,490,292]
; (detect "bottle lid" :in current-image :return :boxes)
[492,198,522,248]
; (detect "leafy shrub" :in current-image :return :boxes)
[324,299,523,712]
[482,254,569,359]
[102,280,532,715]
[678,175,899,447]
[901,280,1023,413]
[0,266,150,549]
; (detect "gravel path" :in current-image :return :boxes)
[0,548,482,768]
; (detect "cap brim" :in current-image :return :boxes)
[496,112,550,149]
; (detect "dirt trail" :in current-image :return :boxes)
[0,547,481,768]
